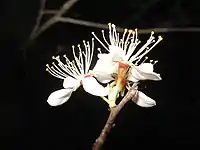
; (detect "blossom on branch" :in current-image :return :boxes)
[46,39,108,106]
[91,23,163,108]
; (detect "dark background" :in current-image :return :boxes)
[1,0,200,149]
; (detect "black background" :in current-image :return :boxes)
[0,0,200,149]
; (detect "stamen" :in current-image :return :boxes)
[111,24,118,45]
[92,32,109,52]
[102,30,110,46]
[135,35,163,61]
[123,30,132,51]
[153,60,158,65]
[52,62,68,77]
[78,44,84,74]
[89,38,94,67]
[141,56,148,64]
[121,28,128,49]
[72,45,84,74]
[129,32,163,63]
[46,64,66,79]
[97,48,102,53]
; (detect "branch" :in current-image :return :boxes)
[56,17,200,33]
[30,0,79,40]
[92,83,138,150]
[30,0,47,38]
[42,10,57,15]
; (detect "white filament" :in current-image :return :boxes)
[46,39,94,80]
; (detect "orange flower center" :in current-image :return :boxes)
[113,60,129,91]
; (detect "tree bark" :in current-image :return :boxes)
[92,83,138,150]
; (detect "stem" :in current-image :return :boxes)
[92,83,138,150]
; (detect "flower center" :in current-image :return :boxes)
[113,61,129,91]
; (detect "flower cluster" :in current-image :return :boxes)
[46,23,163,108]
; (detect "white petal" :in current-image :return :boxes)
[97,53,110,59]
[47,89,73,106]
[136,63,154,72]
[93,71,113,83]
[93,55,115,74]
[92,56,118,83]
[132,91,156,107]
[63,76,80,90]
[128,65,161,81]
[82,76,109,96]
[109,45,125,61]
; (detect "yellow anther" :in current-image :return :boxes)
[124,28,128,32]
[151,31,155,34]
[158,35,163,40]
[128,30,133,33]
[111,24,116,28]
[154,60,158,64]
[55,56,60,59]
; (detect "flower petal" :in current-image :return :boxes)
[47,89,73,106]
[128,65,161,81]
[93,55,116,74]
[132,91,156,107]
[63,76,80,90]
[136,63,154,72]
[92,55,117,83]
[93,71,114,83]
[82,76,109,96]
[109,45,125,61]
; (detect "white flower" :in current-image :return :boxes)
[91,23,163,107]
[46,39,108,106]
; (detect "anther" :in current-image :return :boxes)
[111,24,115,28]
[128,30,133,33]
[158,35,163,40]
[153,60,158,65]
